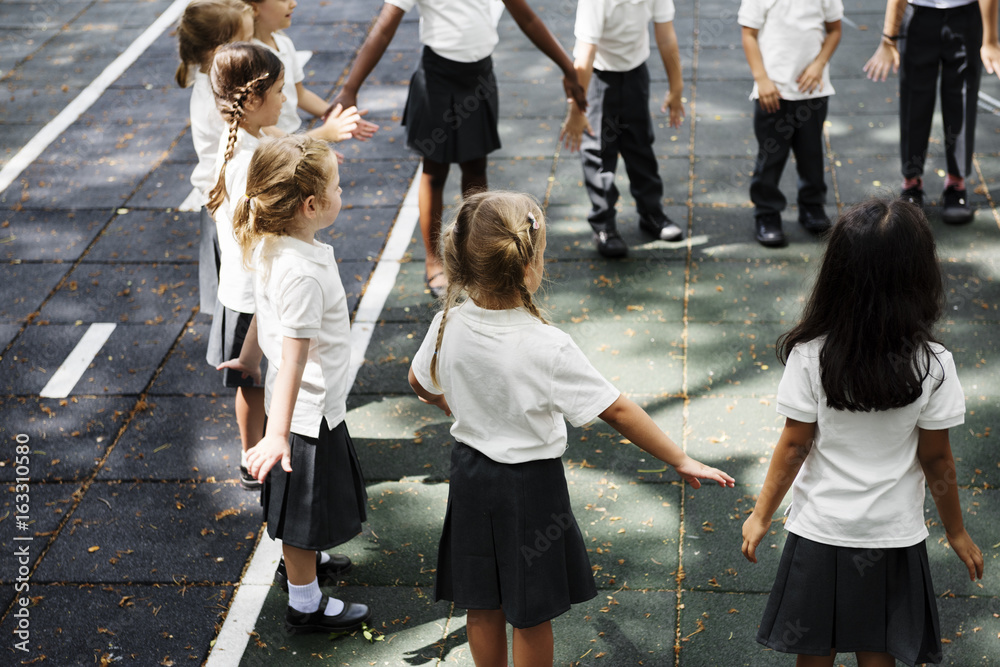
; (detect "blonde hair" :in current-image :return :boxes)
[175,0,251,88]
[232,135,337,268]
[430,191,547,388]
[206,42,283,215]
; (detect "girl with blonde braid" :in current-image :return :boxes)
[408,191,734,665]
[218,135,370,633]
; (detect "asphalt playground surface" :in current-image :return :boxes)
[1,0,1000,665]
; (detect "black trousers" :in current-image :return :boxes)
[750,97,828,217]
[899,2,982,181]
[580,64,666,231]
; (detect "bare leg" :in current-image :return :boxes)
[283,543,318,587]
[419,157,449,289]
[236,386,265,454]
[459,157,488,197]
[512,620,553,667]
[856,652,897,667]
[796,651,836,667]
[466,609,508,667]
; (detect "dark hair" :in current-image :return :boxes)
[206,42,283,214]
[777,198,944,412]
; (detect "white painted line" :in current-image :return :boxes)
[39,323,117,398]
[0,0,189,196]
[204,163,423,666]
[980,91,1000,107]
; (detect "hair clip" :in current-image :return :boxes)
[528,211,539,230]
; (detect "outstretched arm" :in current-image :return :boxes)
[654,21,685,127]
[863,0,907,81]
[741,418,815,563]
[327,3,405,114]
[981,0,1000,79]
[599,394,735,489]
[503,0,587,110]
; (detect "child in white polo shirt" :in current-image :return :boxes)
[561,0,686,258]
[739,0,843,247]
[218,135,370,634]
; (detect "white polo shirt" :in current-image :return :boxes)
[385,0,500,63]
[574,0,676,73]
[776,338,965,549]
[253,33,305,134]
[411,301,621,464]
[252,236,351,437]
[738,0,843,101]
[189,70,227,200]
[213,127,258,313]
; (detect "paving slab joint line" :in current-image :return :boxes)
[204,162,423,665]
[0,0,96,84]
[972,156,1000,231]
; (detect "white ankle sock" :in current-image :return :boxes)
[287,579,321,614]
[325,597,345,616]
[240,449,249,467]
[319,551,331,565]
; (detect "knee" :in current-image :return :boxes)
[460,158,487,180]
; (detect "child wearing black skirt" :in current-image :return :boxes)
[327,0,587,299]
[741,199,984,667]
[218,135,369,634]
[408,191,734,664]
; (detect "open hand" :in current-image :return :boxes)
[741,512,771,563]
[318,104,362,143]
[351,109,380,141]
[674,456,736,489]
[559,101,593,152]
[216,358,261,386]
[863,42,899,82]
[983,42,1000,81]
[947,529,984,580]
[661,89,685,128]
[245,434,292,483]
[797,60,825,94]
[323,90,358,122]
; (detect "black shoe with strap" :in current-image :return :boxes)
[285,595,371,634]
[593,229,628,258]
[941,185,974,225]
[275,552,353,592]
[754,214,786,248]
[899,185,924,210]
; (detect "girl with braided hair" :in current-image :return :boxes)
[407,191,734,664]
[218,135,370,634]
[204,42,285,490]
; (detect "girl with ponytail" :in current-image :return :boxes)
[408,191,734,664]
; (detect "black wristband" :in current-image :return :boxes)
[882,33,900,41]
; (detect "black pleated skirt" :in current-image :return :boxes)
[205,304,263,389]
[402,46,501,164]
[435,443,597,629]
[758,532,942,665]
[262,419,368,551]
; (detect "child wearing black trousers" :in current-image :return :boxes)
[561,0,687,259]
[739,0,843,248]
[325,0,586,298]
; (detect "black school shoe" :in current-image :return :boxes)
[239,465,261,490]
[285,595,371,634]
[798,207,832,234]
[638,214,684,241]
[754,213,787,247]
[593,229,628,258]
[899,185,924,210]
[941,185,974,225]
[275,552,353,592]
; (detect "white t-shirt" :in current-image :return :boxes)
[386,0,500,63]
[738,0,843,101]
[777,338,966,549]
[574,0,676,73]
[213,127,258,313]
[411,301,621,464]
[189,70,227,200]
[909,0,975,8]
[252,236,351,437]
[253,33,305,134]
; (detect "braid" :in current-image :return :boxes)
[207,117,240,214]
[429,283,460,390]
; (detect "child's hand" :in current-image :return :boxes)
[757,77,782,113]
[674,455,736,489]
[741,512,771,563]
[316,104,362,143]
[562,77,588,113]
[947,529,984,580]
[246,434,292,483]
[559,102,592,153]
[863,42,899,82]
[796,60,826,94]
[334,149,346,164]
[661,89,685,128]
[216,359,261,386]
[350,109,380,141]
[418,392,452,417]
[983,42,1000,81]
[323,91,357,122]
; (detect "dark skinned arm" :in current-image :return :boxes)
[326,3,405,116]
